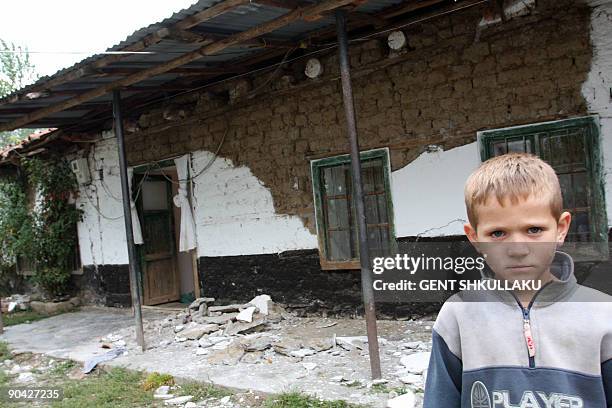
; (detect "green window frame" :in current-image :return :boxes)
[478,116,608,261]
[311,148,397,270]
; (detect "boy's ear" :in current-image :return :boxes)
[556,211,572,243]
[464,223,478,243]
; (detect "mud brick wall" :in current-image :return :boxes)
[120,0,593,313]
[125,0,592,233]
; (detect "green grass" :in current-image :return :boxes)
[265,392,362,408]
[51,368,154,408]
[0,341,11,360]
[177,381,231,400]
[49,360,76,377]
[2,310,56,326]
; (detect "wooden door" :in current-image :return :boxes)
[137,175,180,305]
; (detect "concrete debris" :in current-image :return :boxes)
[247,294,271,315]
[399,373,423,385]
[224,317,266,336]
[386,390,417,408]
[16,372,35,383]
[302,362,317,371]
[335,336,388,351]
[367,378,388,388]
[182,323,220,340]
[208,304,247,314]
[1,294,31,313]
[236,306,257,323]
[400,352,431,374]
[189,297,215,310]
[200,313,238,325]
[164,395,193,405]
[207,342,245,365]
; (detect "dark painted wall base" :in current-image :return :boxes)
[198,247,442,318]
[75,264,131,307]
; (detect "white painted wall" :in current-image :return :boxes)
[583,1,612,225]
[75,134,131,265]
[391,143,480,237]
[74,2,612,260]
[190,151,318,256]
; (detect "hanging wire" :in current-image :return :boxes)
[149,125,229,185]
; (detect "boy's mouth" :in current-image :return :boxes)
[505,265,536,273]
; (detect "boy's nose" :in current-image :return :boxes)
[505,241,531,257]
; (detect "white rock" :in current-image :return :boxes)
[367,378,388,388]
[399,374,423,385]
[174,336,187,343]
[16,372,35,383]
[9,364,32,374]
[302,362,317,371]
[236,306,257,323]
[330,375,345,382]
[290,348,316,358]
[195,349,210,356]
[184,403,197,408]
[386,391,416,408]
[248,294,271,315]
[220,395,231,404]
[114,340,127,347]
[164,395,193,405]
[155,386,171,395]
[400,352,431,374]
[174,325,185,333]
[154,393,175,400]
[211,340,232,350]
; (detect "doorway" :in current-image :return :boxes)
[134,165,197,306]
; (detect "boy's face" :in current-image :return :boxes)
[464,194,571,284]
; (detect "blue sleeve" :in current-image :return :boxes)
[423,329,462,408]
[603,359,612,407]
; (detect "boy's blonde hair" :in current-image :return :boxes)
[464,152,563,228]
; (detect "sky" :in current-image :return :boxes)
[0,0,198,83]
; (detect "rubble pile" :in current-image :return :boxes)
[98,295,435,407]
[0,294,31,313]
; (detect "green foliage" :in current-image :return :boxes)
[264,392,361,408]
[22,157,83,297]
[141,371,175,391]
[0,157,82,297]
[54,368,155,408]
[0,39,38,148]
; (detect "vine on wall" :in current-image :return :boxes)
[0,157,82,297]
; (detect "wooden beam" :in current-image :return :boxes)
[379,0,445,19]
[0,0,249,105]
[0,0,359,132]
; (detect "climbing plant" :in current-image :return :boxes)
[0,157,83,297]
[0,176,32,295]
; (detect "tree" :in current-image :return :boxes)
[0,39,38,148]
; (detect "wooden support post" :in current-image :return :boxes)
[112,89,145,351]
[335,9,382,380]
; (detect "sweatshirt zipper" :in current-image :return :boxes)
[511,281,552,369]
[522,307,536,368]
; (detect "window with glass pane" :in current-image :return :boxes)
[479,116,607,252]
[312,149,395,269]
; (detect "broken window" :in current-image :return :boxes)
[479,116,608,261]
[311,148,396,269]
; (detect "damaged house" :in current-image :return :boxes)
[0,0,611,315]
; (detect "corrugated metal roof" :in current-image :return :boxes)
[0,0,436,134]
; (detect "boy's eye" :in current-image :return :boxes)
[527,227,543,234]
[490,230,505,239]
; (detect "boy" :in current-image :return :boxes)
[423,153,612,407]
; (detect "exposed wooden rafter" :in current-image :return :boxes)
[0,0,361,132]
[0,0,250,105]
